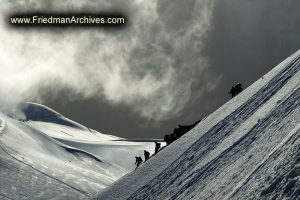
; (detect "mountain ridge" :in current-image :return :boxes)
[93,50,300,200]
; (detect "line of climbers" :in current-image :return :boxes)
[135,142,161,169]
[134,120,201,169]
[163,120,201,145]
[135,83,243,169]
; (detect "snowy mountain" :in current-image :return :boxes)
[93,50,300,200]
[0,102,157,199]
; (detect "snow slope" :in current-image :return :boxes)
[0,103,157,199]
[93,50,300,200]
[19,103,159,171]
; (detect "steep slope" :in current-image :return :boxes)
[93,50,300,200]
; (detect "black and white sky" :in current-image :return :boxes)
[1,0,300,138]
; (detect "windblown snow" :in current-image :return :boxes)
[0,102,157,199]
[93,50,300,200]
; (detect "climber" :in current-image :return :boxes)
[144,150,150,161]
[164,134,172,145]
[229,86,236,98]
[229,83,243,98]
[135,156,143,169]
[155,142,161,154]
[235,83,243,95]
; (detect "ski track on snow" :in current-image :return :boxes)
[225,123,300,199]
[168,78,300,200]
[231,120,300,199]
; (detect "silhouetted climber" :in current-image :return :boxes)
[177,120,201,137]
[164,134,172,145]
[229,86,236,98]
[155,142,161,154]
[229,83,243,98]
[164,132,177,145]
[173,127,181,138]
[144,150,150,161]
[235,83,243,95]
[170,133,177,143]
[164,119,201,146]
[135,156,143,169]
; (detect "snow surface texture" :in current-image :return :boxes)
[0,103,157,199]
[93,50,300,200]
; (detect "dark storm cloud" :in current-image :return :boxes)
[205,0,300,92]
[185,0,300,123]
[48,0,300,139]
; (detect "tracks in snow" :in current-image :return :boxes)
[129,53,300,200]
[225,123,300,199]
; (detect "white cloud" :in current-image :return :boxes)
[0,0,219,120]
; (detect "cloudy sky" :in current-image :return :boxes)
[1,0,300,138]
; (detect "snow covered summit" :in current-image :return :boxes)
[93,50,300,200]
